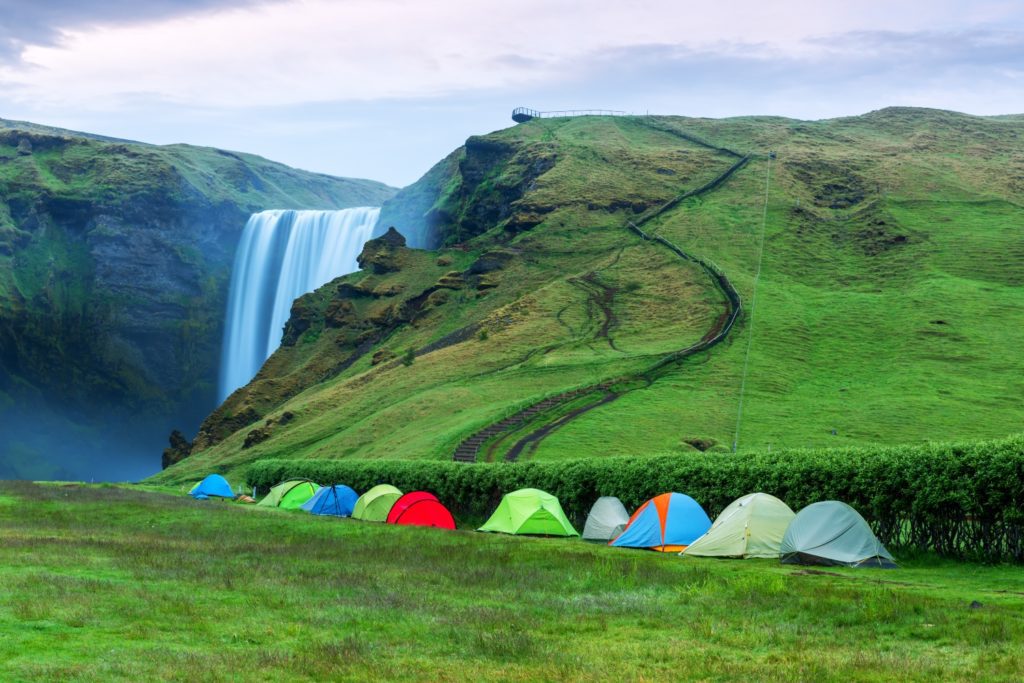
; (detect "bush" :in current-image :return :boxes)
[245,434,1024,563]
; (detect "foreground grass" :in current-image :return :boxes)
[1,484,1022,682]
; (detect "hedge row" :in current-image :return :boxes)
[245,434,1024,562]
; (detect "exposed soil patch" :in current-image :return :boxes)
[568,272,620,351]
[786,158,873,209]
[790,205,918,258]
[683,438,717,452]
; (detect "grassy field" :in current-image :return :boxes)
[160,108,1024,483]
[2,482,1023,681]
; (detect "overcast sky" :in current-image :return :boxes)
[0,0,1021,187]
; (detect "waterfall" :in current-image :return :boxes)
[218,207,379,401]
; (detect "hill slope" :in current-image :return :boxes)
[158,108,1024,483]
[0,120,395,480]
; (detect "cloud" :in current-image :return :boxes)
[526,28,1024,117]
[4,0,1020,110]
[0,1,1021,186]
[0,0,269,60]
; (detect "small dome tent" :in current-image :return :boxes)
[301,484,359,517]
[257,480,320,509]
[683,493,795,559]
[780,501,897,568]
[582,496,630,542]
[386,492,456,529]
[478,488,578,537]
[611,493,711,552]
[352,484,403,522]
[189,474,234,500]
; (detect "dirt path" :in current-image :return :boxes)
[452,127,750,463]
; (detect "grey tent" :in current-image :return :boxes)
[582,496,630,542]
[780,501,897,568]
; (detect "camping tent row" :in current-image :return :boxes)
[194,476,455,529]
[571,491,894,567]
[264,481,456,529]
[192,476,894,568]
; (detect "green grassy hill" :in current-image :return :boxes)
[158,108,1024,483]
[0,119,395,480]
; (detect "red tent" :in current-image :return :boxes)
[386,491,456,529]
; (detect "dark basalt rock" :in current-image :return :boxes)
[324,299,357,328]
[467,250,514,275]
[336,282,377,298]
[161,430,193,468]
[371,348,397,366]
[281,293,319,346]
[357,227,407,274]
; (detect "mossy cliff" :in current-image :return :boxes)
[0,118,394,479]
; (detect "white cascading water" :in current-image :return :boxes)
[218,207,380,401]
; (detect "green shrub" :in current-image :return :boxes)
[245,434,1024,562]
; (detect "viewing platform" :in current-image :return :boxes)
[512,107,627,123]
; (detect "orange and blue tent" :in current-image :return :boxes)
[610,492,712,552]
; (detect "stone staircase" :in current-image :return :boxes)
[452,382,614,462]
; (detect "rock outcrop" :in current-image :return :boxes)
[189,228,499,450]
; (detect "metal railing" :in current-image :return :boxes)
[512,107,626,122]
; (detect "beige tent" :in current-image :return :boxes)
[682,493,795,559]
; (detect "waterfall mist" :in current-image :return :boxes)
[219,208,380,401]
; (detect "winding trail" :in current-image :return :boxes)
[453,123,751,463]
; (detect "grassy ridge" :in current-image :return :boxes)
[1,482,1022,681]
[163,108,1024,481]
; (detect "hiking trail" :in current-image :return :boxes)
[453,122,751,463]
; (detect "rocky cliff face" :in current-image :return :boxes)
[374,134,556,248]
[0,120,395,480]
[189,227,438,452]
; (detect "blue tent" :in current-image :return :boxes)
[190,474,234,500]
[301,484,359,517]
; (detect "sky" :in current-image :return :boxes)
[0,0,1021,187]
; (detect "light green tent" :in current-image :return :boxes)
[352,484,403,522]
[478,488,579,537]
[257,479,320,510]
[682,492,795,559]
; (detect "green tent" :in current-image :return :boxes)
[682,492,795,559]
[257,479,320,510]
[352,484,403,522]
[478,488,578,537]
